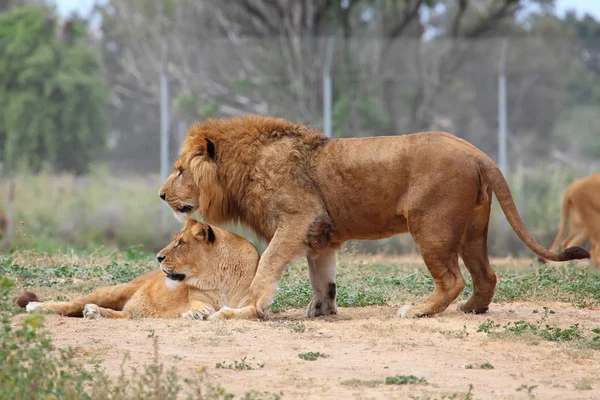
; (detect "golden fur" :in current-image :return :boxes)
[20,219,259,320]
[542,173,600,265]
[159,115,590,319]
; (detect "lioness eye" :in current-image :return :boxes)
[177,168,183,177]
[176,239,184,247]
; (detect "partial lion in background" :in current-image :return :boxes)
[540,173,600,265]
[159,115,590,320]
[19,219,259,320]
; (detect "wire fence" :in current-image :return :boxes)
[1,37,599,255]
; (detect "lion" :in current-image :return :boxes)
[19,219,259,321]
[540,173,600,265]
[158,115,590,320]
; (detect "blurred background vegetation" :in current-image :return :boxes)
[0,0,599,256]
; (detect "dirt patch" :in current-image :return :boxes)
[42,302,600,399]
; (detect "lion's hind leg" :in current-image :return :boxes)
[398,203,471,318]
[457,194,497,314]
[22,281,143,317]
[207,305,259,320]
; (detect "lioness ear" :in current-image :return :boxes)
[206,225,216,243]
[191,223,216,244]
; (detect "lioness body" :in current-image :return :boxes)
[21,220,260,320]
[546,173,600,265]
[159,116,589,319]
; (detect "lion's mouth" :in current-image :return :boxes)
[178,205,194,213]
[165,272,186,281]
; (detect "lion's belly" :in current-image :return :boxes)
[124,277,190,318]
[315,133,479,243]
[316,137,413,242]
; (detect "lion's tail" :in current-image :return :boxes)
[479,158,589,262]
[16,291,40,308]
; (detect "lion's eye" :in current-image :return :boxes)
[176,239,184,248]
[177,168,183,177]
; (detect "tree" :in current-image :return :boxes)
[0,5,108,174]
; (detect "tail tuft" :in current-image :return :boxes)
[558,246,590,261]
[16,291,40,308]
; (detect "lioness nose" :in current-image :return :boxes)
[159,193,166,201]
[157,255,165,263]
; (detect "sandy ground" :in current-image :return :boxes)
[37,301,600,399]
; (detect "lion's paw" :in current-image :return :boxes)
[25,302,47,313]
[397,304,412,318]
[182,307,214,320]
[307,298,337,317]
[397,304,434,319]
[456,301,489,314]
[83,304,102,319]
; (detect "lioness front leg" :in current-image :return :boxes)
[83,304,131,319]
[250,223,311,318]
[208,305,259,320]
[307,248,338,317]
[182,291,216,320]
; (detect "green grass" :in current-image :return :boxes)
[476,309,600,348]
[384,375,428,385]
[2,251,600,314]
[298,352,328,361]
[270,259,600,313]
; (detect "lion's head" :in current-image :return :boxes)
[158,116,327,239]
[158,135,231,224]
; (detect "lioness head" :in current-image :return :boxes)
[158,136,226,223]
[156,218,216,285]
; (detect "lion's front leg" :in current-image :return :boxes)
[250,223,310,319]
[307,248,338,317]
[182,291,216,320]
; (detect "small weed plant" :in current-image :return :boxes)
[385,375,428,385]
[298,352,328,361]
[216,357,265,370]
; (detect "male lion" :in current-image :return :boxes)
[541,173,600,265]
[158,115,589,319]
[19,219,259,320]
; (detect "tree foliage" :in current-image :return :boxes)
[0,5,108,174]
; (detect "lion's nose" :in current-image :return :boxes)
[157,255,165,263]
[159,193,166,201]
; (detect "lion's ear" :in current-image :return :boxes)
[206,139,215,160]
[195,138,215,161]
[191,223,216,244]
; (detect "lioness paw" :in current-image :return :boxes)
[25,302,47,313]
[182,307,214,320]
[83,304,102,319]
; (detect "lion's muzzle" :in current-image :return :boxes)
[165,272,186,281]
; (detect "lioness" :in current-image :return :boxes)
[541,173,600,265]
[19,219,259,320]
[158,115,590,319]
